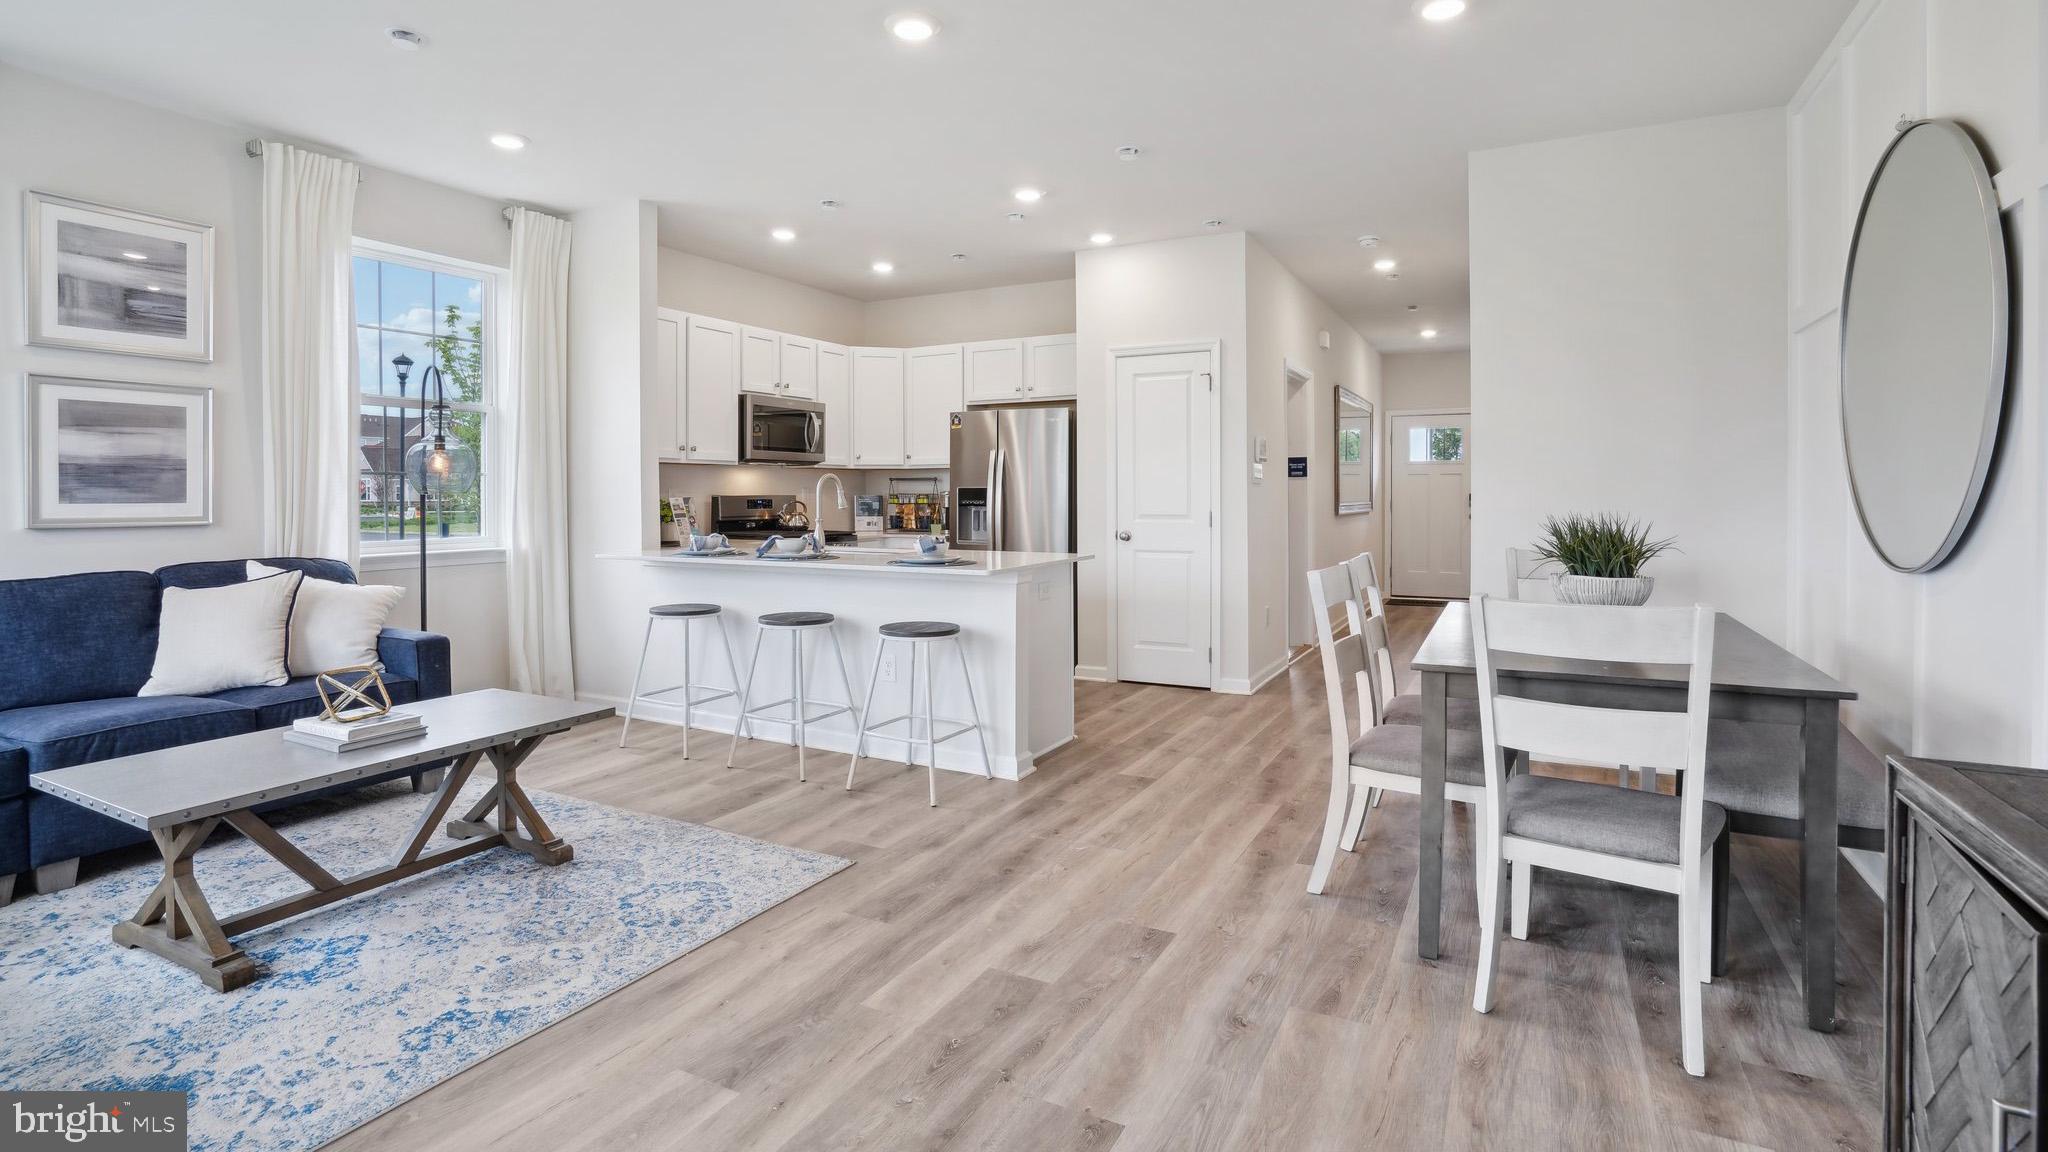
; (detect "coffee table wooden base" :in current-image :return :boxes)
[113,735,572,991]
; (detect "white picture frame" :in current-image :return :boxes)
[25,374,213,528]
[25,191,215,362]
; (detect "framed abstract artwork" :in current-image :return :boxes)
[25,374,213,528]
[25,191,214,361]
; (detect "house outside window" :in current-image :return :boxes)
[351,242,500,554]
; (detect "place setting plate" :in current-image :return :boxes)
[888,555,974,567]
[672,548,739,558]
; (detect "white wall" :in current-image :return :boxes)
[0,63,512,690]
[1246,237,1383,674]
[657,248,865,347]
[861,279,1075,346]
[1469,110,1790,638]
[1382,350,1470,411]
[1786,0,2041,767]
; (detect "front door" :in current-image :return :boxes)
[1389,411,1470,599]
[1115,349,1214,688]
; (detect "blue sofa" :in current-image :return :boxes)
[0,557,451,898]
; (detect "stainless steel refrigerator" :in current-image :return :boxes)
[948,404,1074,554]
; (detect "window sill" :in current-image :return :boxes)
[359,546,506,572]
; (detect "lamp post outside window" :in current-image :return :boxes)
[400,362,479,630]
[389,352,413,542]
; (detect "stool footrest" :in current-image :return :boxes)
[740,698,854,727]
[857,715,980,746]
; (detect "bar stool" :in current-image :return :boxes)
[621,603,743,758]
[725,611,859,781]
[847,621,992,806]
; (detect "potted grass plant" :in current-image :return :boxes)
[1530,513,1676,606]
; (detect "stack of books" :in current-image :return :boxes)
[284,709,425,754]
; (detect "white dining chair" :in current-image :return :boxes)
[1504,546,1552,602]
[1345,550,1481,738]
[1306,563,1490,897]
[1467,595,1726,1077]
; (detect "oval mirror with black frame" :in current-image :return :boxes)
[1839,118,2011,573]
[1334,386,1373,515]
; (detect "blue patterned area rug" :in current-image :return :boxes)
[0,778,849,1151]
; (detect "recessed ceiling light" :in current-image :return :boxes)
[819,199,842,210]
[120,251,147,261]
[770,227,797,242]
[1421,328,1440,339]
[1089,232,1115,245]
[1373,258,1397,272]
[1407,304,1420,311]
[887,13,938,42]
[1013,187,1044,203]
[1417,0,1466,20]
[1007,212,1027,222]
[386,28,423,50]
[872,261,895,274]
[1356,235,1382,248]
[1116,146,1142,160]
[950,253,968,262]
[1204,218,1226,229]
[489,133,528,151]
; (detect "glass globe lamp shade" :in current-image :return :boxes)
[403,436,479,496]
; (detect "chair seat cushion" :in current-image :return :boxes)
[880,620,960,639]
[760,611,833,628]
[1704,720,1886,830]
[650,602,721,618]
[1382,694,1482,731]
[0,696,259,774]
[1504,774,1727,865]
[209,675,421,729]
[1349,724,1489,787]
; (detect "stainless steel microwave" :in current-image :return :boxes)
[739,394,826,464]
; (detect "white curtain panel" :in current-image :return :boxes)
[260,142,360,564]
[504,207,576,695]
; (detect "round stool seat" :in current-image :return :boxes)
[649,602,721,618]
[879,620,961,639]
[760,610,835,628]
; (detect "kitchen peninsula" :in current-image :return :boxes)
[597,548,1087,780]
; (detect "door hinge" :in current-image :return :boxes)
[1203,372,1214,392]
[1208,646,1213,663]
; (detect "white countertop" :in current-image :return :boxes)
[600,548,1090,578]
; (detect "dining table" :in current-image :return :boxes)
[1409,601,1857,1032]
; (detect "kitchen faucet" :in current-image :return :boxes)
[813,473,846,553]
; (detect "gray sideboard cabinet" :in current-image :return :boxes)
[1889,757,2048,1152]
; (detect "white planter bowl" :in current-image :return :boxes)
[1550,574,1655,606]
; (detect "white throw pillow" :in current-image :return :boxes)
[248,562,405,676]
[139,570,303,697]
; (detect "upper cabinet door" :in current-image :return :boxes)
[778,334,818,399]
[739,325,782,394]
[816,342,851,467]
[685,314,742,463]
[905,344,964,467]
[1024,334,1077,400]
[851,347,906,467]
[963,339,1027,405]
[656,309,686,460]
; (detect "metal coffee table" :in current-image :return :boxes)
[29,690,613,991]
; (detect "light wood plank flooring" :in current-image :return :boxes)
[332,604,1882,1151]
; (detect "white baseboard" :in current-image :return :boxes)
[1213,677,1252,695]
[1248,654,1289,694]
[1074,664,1112,683]
[580,690,1031,780]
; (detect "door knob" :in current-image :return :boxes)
[1117,531,1132,542]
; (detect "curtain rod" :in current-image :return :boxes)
[244,139,364,183]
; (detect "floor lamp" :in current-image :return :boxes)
[402,363,478,631]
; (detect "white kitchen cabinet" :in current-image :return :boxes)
[655,309,686,461]
[963,339,1026,404]
[906,345,963,466]
[817,342,851,466]
[739,326,782,395]
[851,347,906,467]
[1024,334,1077,400]
[684,314,741,463]
[779,334,818,399]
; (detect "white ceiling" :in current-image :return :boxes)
[0,0,1852,352]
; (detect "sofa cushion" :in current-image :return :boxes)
[210,674,420,729]
[156,556,359,590]
[0,740,24,804]
[0,570,162,712]
[0,696,258,774]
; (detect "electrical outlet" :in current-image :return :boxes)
[879,652,898,683]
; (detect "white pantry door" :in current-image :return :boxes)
[1389,411,1470,599]
[1114,349,1213,688]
